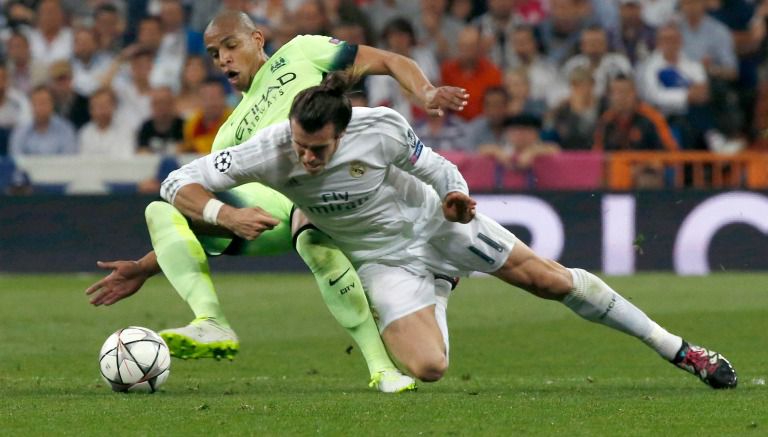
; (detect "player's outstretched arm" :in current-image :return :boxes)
[442,191,476,224]
[354,45,468,116]
[86,252,161,306]
[171,184,279,240]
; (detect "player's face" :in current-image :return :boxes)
[205,26,265,92]
[290,120,342,175]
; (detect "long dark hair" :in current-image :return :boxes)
[289,68,363,135]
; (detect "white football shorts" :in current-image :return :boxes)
[359,213,517,331]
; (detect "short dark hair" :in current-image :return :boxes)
[504,113,542,129]
[94,3,119,17]
[289,69,362,135]
[483,85,509,103]
[381,17,416,45]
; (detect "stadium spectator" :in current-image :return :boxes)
[367,17,440,123]
[607,0,656,66]
[3,166,33,196]
[545,66,599,150]
[0,64,33,134]
[330,20,369,46]
[361,0,420,37]
[504,113,560,170]
[639,22,716,150]
[594,74,678,152]
[508,25,568,110]
[1,1,35,37]
[448,0,473,23]
[0,60,32,155]
[514,0,549,25]
[413,0,464,61]
[174,55,209,119]
[92,3,125,55]
[504,67,547,118]
[323,0,375,45]
[27,0,74,66]
[594,74,678,188]
[4,30,48,94]
[9,85,77,156]
[440,26,503,121]
[562,25,633,99]
[137,87,184,155]
[71,27,113,97]
[180,79,231,154]
[295,0,332,36]
[536,0,589,66]
[104,46,154,130]
[748,1,768,147]
[639,0,678,27]
[151,0,205,90]
[413,112,470,152]
[47,60,90,129]
[679,0,738,82]
[78,87,136,158]
[679,0,741,137]
[471,0,518,69]
[269,15,299,52]
[134,15,163,55]
[590,0,620,30]
[466,86,510,150]
[708,0,767,139]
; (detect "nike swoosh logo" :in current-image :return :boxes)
[329,268,351,286]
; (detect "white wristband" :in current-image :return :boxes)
[202,199,224,225]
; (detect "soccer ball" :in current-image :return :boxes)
[99,326,171,393]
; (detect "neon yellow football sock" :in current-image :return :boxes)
[295,228,395,376]
[145,201,230,327]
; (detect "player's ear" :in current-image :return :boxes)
[251,29,265,49]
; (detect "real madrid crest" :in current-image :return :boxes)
[349,161,366,178]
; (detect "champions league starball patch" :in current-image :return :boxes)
[214,151,233,173]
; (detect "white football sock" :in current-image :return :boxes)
[563,268,682,360]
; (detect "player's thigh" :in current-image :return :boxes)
[427,212,517,275]
[492,239,572,299]
[357,264,437,332]
[381,305,446,379]
[199,183,295,256]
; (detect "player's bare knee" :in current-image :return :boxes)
[408,355,448,382]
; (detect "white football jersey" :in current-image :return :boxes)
[162,106,469,265]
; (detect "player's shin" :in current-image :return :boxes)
[145,201,229,326]
[294,228,396,376]
[562,268,682,360]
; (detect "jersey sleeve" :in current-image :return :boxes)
[379,110,469,199]
[293,34,358,72]
[161,123,290,204]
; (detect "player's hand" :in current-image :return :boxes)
[86,260,149,306]
[424,86,469,117]
[442,191,476,223]
[218,205,280,240]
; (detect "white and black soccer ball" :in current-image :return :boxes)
[99,326,171,393]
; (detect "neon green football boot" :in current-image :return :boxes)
[159,317,239,360]
[369,369,418,393]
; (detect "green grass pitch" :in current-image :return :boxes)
[1,273,766,435]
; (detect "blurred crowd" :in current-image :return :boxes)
[1,0,768,194]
